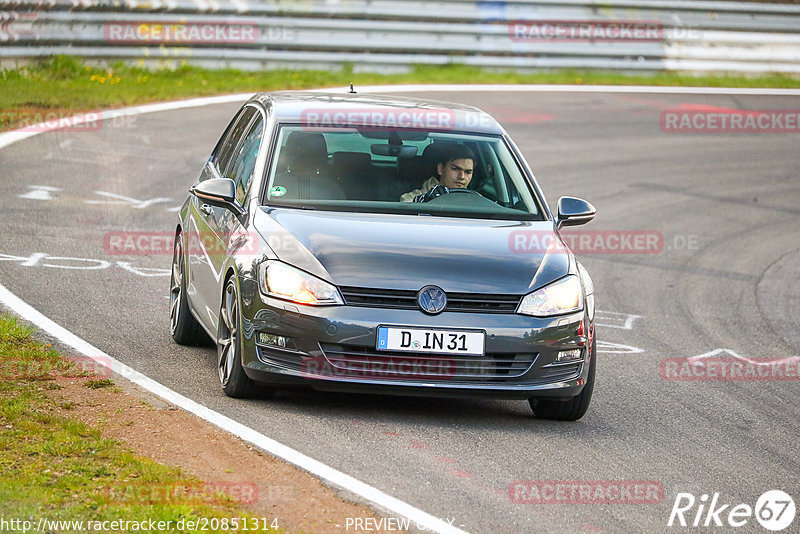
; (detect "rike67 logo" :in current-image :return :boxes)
[668,490,795,531]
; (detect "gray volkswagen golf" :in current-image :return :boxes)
[170,91,598,420]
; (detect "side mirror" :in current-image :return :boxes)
[190,178,244,216]
[557,196,596,229]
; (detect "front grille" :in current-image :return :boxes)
[339,287,521,314]
[319,343,537,381]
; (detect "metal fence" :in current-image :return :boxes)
[1,0,799,73]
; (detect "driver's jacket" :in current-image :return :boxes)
[400,176,439,202]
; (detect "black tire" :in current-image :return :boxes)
[170,232,206,346]
[217,277,257,398]
[529,339,596,421]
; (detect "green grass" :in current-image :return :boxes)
[0,55,798,131]
[85,379,115,389]
[0,313,278,533]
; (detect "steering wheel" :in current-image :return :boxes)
[413,186,486,203]
[447,188,484,197]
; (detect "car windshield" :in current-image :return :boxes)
[263,125,545,221]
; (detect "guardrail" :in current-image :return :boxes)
[1,0,799,74]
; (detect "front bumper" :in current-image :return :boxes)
[237,276,592,400]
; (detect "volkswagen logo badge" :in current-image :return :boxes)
[417,285,447,315]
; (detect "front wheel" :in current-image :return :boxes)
[170,232,206,346]
[529,339,596,421]
[217,278,257,398]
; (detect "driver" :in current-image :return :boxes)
[400,144,475,202]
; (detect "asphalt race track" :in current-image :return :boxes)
[1,88,799,533]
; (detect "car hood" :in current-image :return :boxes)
[254,207,570,294]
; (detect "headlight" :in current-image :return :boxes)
[517,275,583,317]
[258,261,343,306]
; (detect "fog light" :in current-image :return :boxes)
[556,349,582,363]
[257,332,296,350]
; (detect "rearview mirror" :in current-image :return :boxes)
[556,196,596,229]
[190,178,244,216]
[370,144,418,158]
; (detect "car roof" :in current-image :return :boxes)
[249,91,505,135]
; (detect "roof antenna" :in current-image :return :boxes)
[348,83,357,94]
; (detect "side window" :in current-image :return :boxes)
[223,113,264,205]
[212,106,257,176]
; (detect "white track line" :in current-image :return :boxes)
[0,282,466,534]
[1,82,797,532]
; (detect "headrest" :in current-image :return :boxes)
[283,131,328,174]
[422,142,455,165]
[332,151,371,173]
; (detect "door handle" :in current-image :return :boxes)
[200,204,213,216]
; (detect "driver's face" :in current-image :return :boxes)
[437,158,474,189]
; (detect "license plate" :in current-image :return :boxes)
[376,326,485,356]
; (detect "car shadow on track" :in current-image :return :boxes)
[248,387,606,434]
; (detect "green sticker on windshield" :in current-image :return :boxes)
[271,186,287,197]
